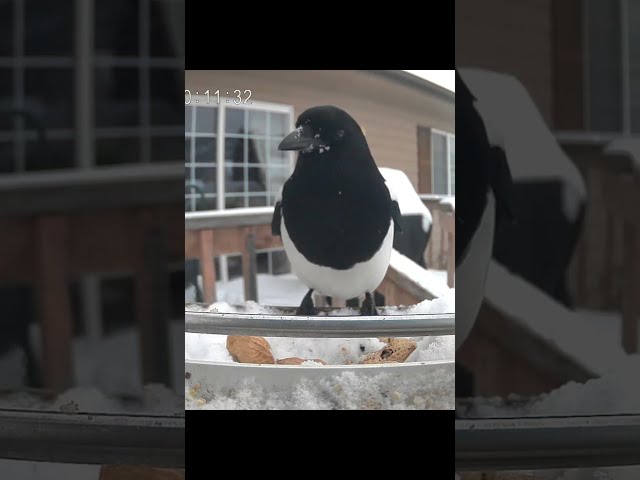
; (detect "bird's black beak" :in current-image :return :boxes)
[278,124,320,151]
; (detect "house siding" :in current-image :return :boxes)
[185,70,454,193]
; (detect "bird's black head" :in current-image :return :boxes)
[278,105,366,154]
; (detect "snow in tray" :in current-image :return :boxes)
[390,249,452,298]
[379,167,432,231]
[485,261,626,376]
[185,368,453,410]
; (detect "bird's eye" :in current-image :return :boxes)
[337,129,345,138]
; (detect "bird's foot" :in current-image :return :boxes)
[296,289,318,316]
[360,292,379,316]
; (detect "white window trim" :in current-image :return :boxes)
[185,95,295,211]
[431,128,455,195]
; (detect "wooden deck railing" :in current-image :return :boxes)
[185,206,452,305]
[420,195,455,288]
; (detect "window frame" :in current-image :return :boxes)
[430,128,455,195]
[583,0,636,135]
[184,95,295,212]
[1,0,184,174]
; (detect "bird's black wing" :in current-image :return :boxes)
[391,200,403,234]
[272,201,282,236]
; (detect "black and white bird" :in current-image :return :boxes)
[455,70,514,351]
[272,105,402,316]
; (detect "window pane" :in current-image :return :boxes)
[151,136,183,162]
[269,140,289,166]
[194,137,216,164]
[0,2,12,56]
[95,68,140,127]
[25,1,73,55]
[248,167,267,192]
[248,110,267,135]
[224,195,245,209]
[0,142,14,173]
[96,138,140,165]
[185,107,193,131]
[270,112,289,137]
[95,0,140,56]
[225,138,245,164]
[248,139,267,165]
[26,139,74,171]
[194,195,217,212]
[195,107,217,134]
[248,195,268,207]
[586,0,622,132]
[432,133,448,194]
[184,166,192,185]
[25,68,74,129]
[0,69,12,131]
[225,166,246,194]
[185,137,192,163]
[225,108,245,134]
[194,167,217,194]
[268,167,290,197]
[150,0,181,57]
[630,1,640,132]
[150,68,182,126]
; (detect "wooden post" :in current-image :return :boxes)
[135,227,171,386]
[444,212,455,288]
[35,216,73,392]
[243,232,258,302]
[198,229,216,304]
[622,221,638,353]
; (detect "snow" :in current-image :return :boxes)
[440,196,455,210]
[462,354,640,418]
[379,167,433,231]
[459,68,586,221]
[185,368,454,410]
[484,261,627,376]
[217,273,309,306]
[185,288,455,366]
[389,249,452,298]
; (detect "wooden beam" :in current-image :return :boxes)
[243,232,258,302]
[134,221,172,386]
[35,216,73,392]
[198,230,216,304]
[622,221,638,354]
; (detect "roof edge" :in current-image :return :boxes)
[365,70,455,103]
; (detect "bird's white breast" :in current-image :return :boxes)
[281,218,394,299]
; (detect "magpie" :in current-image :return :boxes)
[272,105,402,316]
[455,70,514,350]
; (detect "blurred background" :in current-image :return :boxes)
[0,0,184,404]
[456,0,640,413]
[183,70,455,309]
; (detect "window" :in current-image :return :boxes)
[431,130,455,195]
[184,98,294,277]
[0,0,183,174]
[184,99,293,211]
[585,0,640,133]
